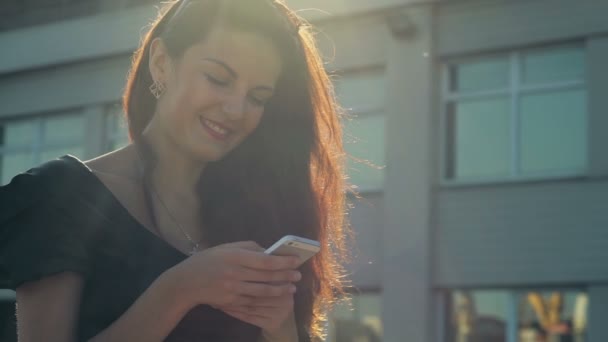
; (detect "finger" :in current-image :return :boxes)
[238,307,282,321]
[222,305,267,315]
[221,241,264,252]
[236,281,296,297]
[230,250,300,271]
[227,295,257,307]
[251,293,294,308]
[237,267,301,283]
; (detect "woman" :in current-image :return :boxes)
[0,0,349,341]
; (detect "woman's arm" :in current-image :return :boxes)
[16,242,299,342]
[258,311,299,342]
[16,272,85,342]
[16,269,190,342]
[88,267,190,342]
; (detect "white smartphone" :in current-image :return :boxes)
[264,235,320,266]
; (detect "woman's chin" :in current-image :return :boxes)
[191,145,229,163]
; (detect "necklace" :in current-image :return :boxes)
[147,180,202,255]
[134,144,202,255]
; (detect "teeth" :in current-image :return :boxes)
[204,119,228,135]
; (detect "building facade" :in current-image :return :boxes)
[2,0,608,341]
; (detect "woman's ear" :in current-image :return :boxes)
[148,38,172,84]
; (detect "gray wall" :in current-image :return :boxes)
[437,0,608,57]
[588,286,608,342]
[0,56,130,119]
[435,180,608,287]
[434,0,608,289]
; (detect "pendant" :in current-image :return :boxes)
[189,244,200,255]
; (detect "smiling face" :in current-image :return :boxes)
[146,26,283,162]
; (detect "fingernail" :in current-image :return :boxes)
[290,285,297,293]
[292,272,302,281]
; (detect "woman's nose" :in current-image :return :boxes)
[221,93,247,120]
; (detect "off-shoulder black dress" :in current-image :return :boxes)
[0,155,260,341]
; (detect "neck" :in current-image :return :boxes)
[139,122,206,203]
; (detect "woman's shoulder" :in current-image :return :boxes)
[4,155,85,188]
[84,145,144,210]
[0,155,100,290]
[1,144,137,208]
[84,144,139,179]
[0,155,91,221]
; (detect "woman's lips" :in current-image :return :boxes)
[200,118,231,141]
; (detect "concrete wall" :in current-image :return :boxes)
[587,286,608,342]
[437,0,608,56]
[434,0,608,289]
[0,56,129,119]
[383,5,435,342]
[435,180,608,287]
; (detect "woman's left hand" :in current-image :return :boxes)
[220,294,298,340]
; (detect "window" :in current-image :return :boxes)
[0,290,16,342]
[327,292,383,342]
[335,69,386,191]
[104,104,130,152]
[0,112,85,185]
[447,289,588,342]
[443,45,587,183]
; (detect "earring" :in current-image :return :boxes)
[149,80,166,99]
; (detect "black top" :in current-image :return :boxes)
[0,155,260,341]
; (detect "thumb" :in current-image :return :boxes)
[221,240,265,252]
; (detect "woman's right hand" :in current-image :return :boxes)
[164,241,302,310]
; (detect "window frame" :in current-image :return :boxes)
[439,44,589,187]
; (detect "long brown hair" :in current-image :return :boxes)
[123,0,349,340]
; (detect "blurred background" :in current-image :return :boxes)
[1,0,607,341]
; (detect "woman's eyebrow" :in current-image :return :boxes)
[202,58,238,78]
[202,57,275,93]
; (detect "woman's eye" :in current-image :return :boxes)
[249,95,267,107]
[205,73,230,87]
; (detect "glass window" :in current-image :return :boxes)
[0,290,17,342]
[444,44,587,183]
[520,290,588,342]
[327,293,383,342]
[335,70,386,192]
[343,115,385,190]
[104,105,130,152]
[452,290,510,342]
[522,46,585,85]
[449,57,510,93]
[447,98,511,179]
[40,146,85,162]
[520,89,587,173]
[44,114,85,144]
[448,289,587,342]
[1,120,36,147]
[0,153,35,185]
[0,112,86,185]
[334,71,386,113]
